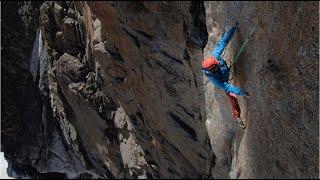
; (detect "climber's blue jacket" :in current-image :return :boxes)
[202,26,245,96]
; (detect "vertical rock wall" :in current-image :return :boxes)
[204,1,318,178]
[2,1,318,179]
[1,1,45,177]
[36,1,213,178]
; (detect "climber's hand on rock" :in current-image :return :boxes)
[235,21,239,29]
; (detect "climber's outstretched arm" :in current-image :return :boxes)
[211,26,237,58]
[213,80,245,96]
[221,82,246,96]
[206,72,245,96]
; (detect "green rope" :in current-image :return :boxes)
[230,27,255,72]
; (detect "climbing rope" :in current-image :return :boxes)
[229,27,255,73]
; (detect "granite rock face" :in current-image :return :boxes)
[35,1,212,178]
[1,1,45,178]
[2,1,318,179]
[204,1,318,179]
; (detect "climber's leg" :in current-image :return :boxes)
[226,92,241,119]
[226,93,246,129]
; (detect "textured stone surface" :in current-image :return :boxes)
[1,1,44,178]
[204,1,318,179]
[33,1,213,178]
[2,1,318,179]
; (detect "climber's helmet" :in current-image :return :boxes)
[202,56,219,72]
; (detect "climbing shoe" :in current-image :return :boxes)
[237,120,246,129]
[236,118,246,129]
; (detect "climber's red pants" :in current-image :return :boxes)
[226,93,241,119]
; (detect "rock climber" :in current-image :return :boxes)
[201,23,248,129]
